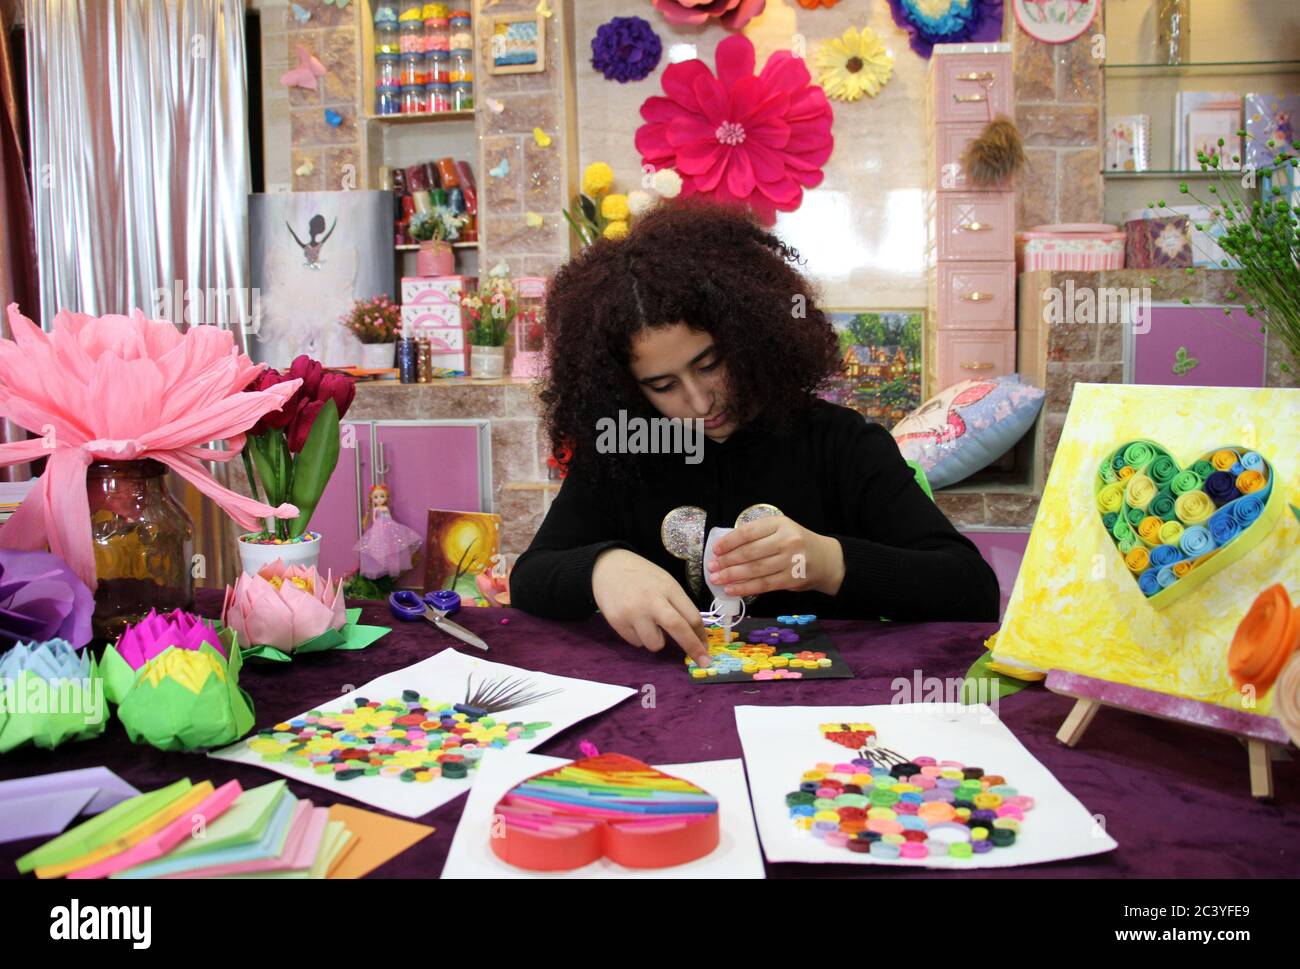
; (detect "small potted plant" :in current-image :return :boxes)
[460,269,516,379]
[239,356,356,574]
[410,205,467,277]
[341,295,401,370]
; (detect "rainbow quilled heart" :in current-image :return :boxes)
[490,753,720,871]
[1095,440,1277,608]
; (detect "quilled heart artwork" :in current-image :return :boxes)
[786,724,1035,861]
[1095,440,1279,608]
[490,753,721,871]
[246,677,554,783]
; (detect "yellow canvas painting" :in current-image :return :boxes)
[993,383,1299,714]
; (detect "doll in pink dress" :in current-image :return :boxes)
[355,484,423,578]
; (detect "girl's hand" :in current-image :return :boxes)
[592,548,712,666]
[707,516,845,598]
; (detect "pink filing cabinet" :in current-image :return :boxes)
[313,419,491,586]
[926,44,1017,397]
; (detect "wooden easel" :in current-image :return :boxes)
[1046,669,1293,799]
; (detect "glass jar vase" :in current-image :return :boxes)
[87,459,195,639]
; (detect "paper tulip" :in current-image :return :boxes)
[0,639,107,752]
[0,547,94,649]
[221,561,347,657]
[101,609,227,705]
[115,625,254,751]
[0,305,302,589]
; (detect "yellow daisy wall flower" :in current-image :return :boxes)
[815,25,893,102]
[600,193,630,221]
[603,220,629,241]
[582,161,614,196]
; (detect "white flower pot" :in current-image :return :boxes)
[238,531,321,576]
[470,344,505,379]
[361,342,396,369]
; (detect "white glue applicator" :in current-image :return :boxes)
[702,525,745,641]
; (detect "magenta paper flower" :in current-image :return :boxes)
[650,0,766,30]
[0,305,302,588]
[221,560,347,654]
[101,608,227,704]
[635,33,834,224]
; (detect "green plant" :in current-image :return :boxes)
[460,274,517,347]
[410,205,466,243]
[1158,131,1300,374]
[340,295,400,344]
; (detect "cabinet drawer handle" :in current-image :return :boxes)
[961,361,996,371]
[956,71,995,81]
[959,291,995,302]
[953,93,987,103]
[958,220,992,231]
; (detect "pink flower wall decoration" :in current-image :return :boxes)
[650,0,766,31]
[635,34,834,224]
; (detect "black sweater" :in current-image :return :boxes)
[511,399,1000,623]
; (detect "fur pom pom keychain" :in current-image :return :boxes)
[960,116,1026,188]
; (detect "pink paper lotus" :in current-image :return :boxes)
[635,33,834,224]
[0,305,301,588]
[221,560,347,653]
[115,608,227,668]
[650,0,766,30]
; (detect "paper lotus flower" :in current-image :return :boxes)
[650,0,765,30]
[0,305,302,589]
[886,0,1004,58]
[0,547,94,650]
[221,560,348,660]
[635,34,834,224]
[101,609,227,705]
[0,639,107,752]
[115,625,254,751]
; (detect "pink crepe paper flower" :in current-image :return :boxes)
[221,560,347,653]
[650,0,766,31]
[115,608,227,668]
[0,305,302,589]
[635,33,834,224]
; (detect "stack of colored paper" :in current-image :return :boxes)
[11,776,435,879]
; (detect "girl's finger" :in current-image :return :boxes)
[632,615,665,652]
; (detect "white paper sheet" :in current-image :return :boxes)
[735,704,1118,869]
[441,753,765,878]
[210,649,636,819]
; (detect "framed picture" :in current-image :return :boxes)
[819,309,924,430]
[1012,0,1099,44]
[486,12,545,76]
[423,508,502,602]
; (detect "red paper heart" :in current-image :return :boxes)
[491,753,720,871]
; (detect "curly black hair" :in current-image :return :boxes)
[538,198,841,483]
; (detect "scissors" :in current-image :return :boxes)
[388,589,490,651]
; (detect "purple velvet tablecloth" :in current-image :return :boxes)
[2,590,1297,878]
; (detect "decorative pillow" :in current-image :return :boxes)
[891,375,1045,490]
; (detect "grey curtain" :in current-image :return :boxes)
[24,0,252,586]
[25,0,250,340]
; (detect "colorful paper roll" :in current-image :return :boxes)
[1171,470,1202,496]
[1156,565,1178,589]
[1125,473,1158,510]
[1204,470,1241,506]
[1179,524,1216,558]
[1118,466,1136,480]
[1211,449,1239,472]
[1138,516,1164,545]
[1123,442,1157,468]
[1190,459,1216,482]
[1125,547,1151,573]
[1232,494,1266,529]
[1098,458,1118,484]
[1174,490,1214,525]
[1172,560,1194,578]
[1126,506,1147,528]
[1148,454,1178,485]
[1097,482,1126,514]
[1236,469,1267,495]
[1138,569,1161,597]
[1241,451,1266,473]
[1208,509,1241,545]
[1112,518,1135,543]
[1101,511,1119,531]
[1149,488,1178,522]
[1117,535,1138,555]
[1150,543,1183,569]
[1228,585,1300,696]
[1158,519,1185,546]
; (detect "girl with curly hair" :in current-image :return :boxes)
[511,201,999,665]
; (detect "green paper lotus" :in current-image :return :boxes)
[0,639,108,753]
[115,627,255,752]
[101,608,229,706]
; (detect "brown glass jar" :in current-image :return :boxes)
[87,459,195,639]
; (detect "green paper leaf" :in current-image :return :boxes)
[248,429,285,508]
[232,617,389,662]
[100,645,139,707]
[345,607,361,624]
[961,652,1031,704]
[336,623,391,651]
[287,398,340,538]
[1291,503,1299,524]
